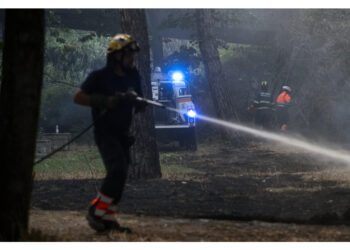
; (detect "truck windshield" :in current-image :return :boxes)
[179,88,189,96]
[159,83,174,100]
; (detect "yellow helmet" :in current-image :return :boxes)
[107,33,140,54]
[261,81,268,90]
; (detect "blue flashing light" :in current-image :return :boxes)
[187,109,197,118]
[171,71,184,81]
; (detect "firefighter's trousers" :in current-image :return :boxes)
[276,107,290,128]
[94,134,132,204]
[255,108,272,129]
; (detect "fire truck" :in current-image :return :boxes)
[151,67,197,150]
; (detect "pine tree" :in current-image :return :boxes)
[119,9,161,179]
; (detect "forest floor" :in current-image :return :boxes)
[29,140,350,241]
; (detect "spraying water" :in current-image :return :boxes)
[196,114,350,165]
[138,97,350,165]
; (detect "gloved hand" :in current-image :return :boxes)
[134,98,148,113]
[247,105,254,111]
[124,90,138,102]
[115,91,148,113]
[115,90,138,103]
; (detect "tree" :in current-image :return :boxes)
[0,10,45,240]
[195,9,241,142]
[118,9,161,179]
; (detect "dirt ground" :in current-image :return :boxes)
[29,141,350,241]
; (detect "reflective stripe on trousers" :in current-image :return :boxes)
[91,192,118,220]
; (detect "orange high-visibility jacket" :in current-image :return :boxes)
[276,91,291,106]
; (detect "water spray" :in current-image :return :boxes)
[196,114,350,165]
[138,96,350,165]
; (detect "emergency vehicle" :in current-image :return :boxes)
[151,67,197,150]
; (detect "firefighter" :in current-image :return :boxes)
[276,85,292,131]
[248,81,274,129]
[73,34,147,232]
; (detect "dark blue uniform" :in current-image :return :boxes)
[81,66,143,203]
[252,91,273,129]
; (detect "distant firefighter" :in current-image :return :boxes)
[248,81,274,129]
[276,85,292,131]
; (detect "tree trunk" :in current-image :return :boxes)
[0,10,45,240]
[146,9,164,68]
[119,9,161,179]
[195,9,241,143]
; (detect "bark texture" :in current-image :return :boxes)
[119,9,161,179]
[196,9,241,142]
[0,9,45,240]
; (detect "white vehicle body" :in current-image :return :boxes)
[151,70,197,150]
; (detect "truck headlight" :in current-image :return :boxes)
[187,109,196,118]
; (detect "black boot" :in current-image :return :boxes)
[104,220,132,233]
[86,204,107,232]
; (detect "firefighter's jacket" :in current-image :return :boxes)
[80,66,143,136]
[276,91,291,108]
[253,91,273,110]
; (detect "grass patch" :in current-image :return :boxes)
[160,152,184,164]
[160,152,204,180]
[34,147,105,180]
[161,163,200,178]
[34,148,203,180]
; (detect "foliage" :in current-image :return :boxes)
[220,43,278,83]
[40,28,110,135]
[160,9,256,34]
[160,9,196,31]
[278,9,350,142]
[162,43,201,74]
[46,9,121,37]
[220,43,282,121]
